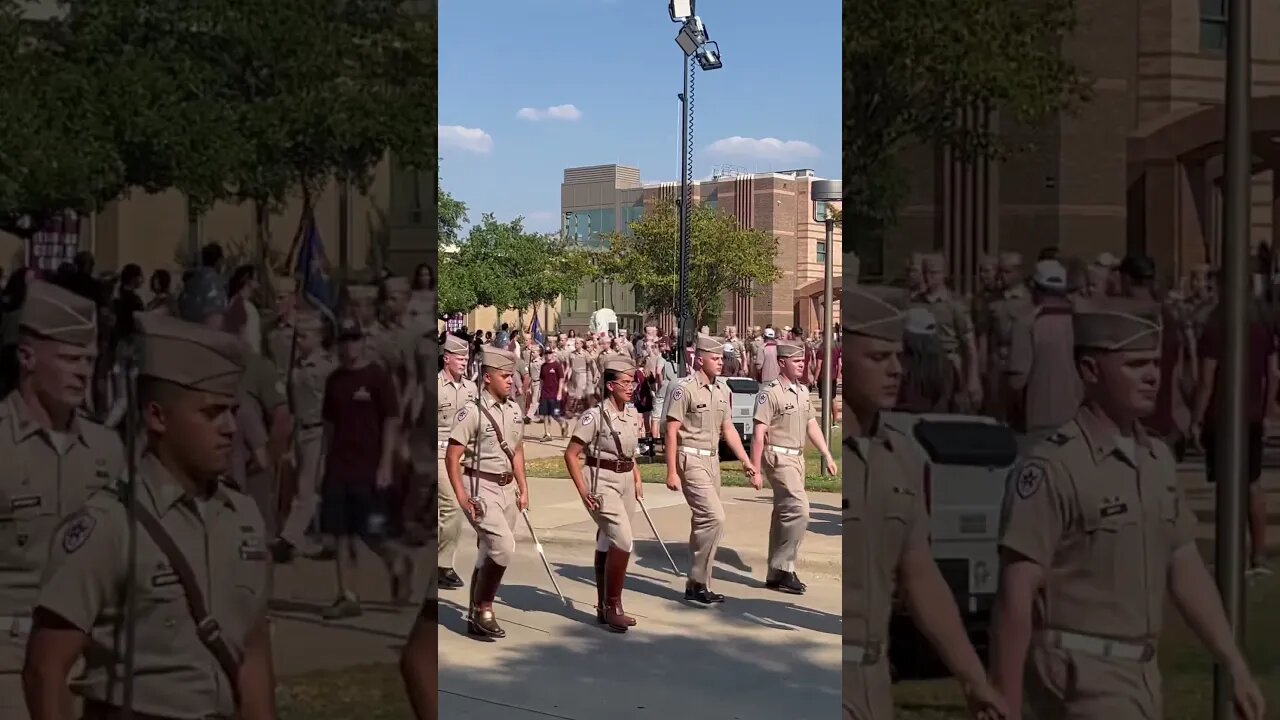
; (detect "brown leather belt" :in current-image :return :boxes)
[585,456,635,473]
[83,699,232,720]
[463,467,514,486]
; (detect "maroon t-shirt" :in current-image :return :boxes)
[1199,312,1274,424]
[540,359,564,400]
[322,362,398,484]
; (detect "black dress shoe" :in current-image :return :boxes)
[270,538,295,564]
[438,567,464,590]
[765,569,805,595]
[467,609,506,639]
[684,581,725,605]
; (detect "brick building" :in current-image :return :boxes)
[862,0,1280,294]
[559,164,841,335]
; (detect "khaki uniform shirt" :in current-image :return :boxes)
[999,407,1198,640]
[232,353,287,487]
[665,374,730,450]
[371,321,418,390]
[438,372,479,444]
[37,455,269,717]
[750,337,766,368]
[985,286,1032,354]
[0,395,124,670]
[449,390,524,475]
[572,401,640,461]
[291,351,336,427]
[266,318,295,377]
[1008,303,1081,431]
[753,378,812,449]
[911,289,973,353]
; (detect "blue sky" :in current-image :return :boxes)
[439,0,841,234]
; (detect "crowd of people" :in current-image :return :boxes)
[0,242,440,720]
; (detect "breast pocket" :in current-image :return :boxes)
[1082,504,1142,577]
[8,488,56,564]
[140,574,188,652]
[880,487,917,552]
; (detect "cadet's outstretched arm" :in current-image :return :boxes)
[988,554,1044,717]
[720,418,752,467]
[1167,545,1252,677]
[899,547,991,692]
[22,609,87,720]
[237,617,277,720]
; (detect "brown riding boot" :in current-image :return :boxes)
[468,558,508,639]
[603,547,636,631]
[594,550,608,623]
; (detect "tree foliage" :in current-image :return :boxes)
[844,0,1090,226]
[438,212,594,318]
[597,200,781,328]
[439,186,467,246]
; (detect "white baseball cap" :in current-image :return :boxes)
[1033,260,1068,291]
[763,328,776,338]
[904,307,938,335]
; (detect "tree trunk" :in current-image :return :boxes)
[254,201,271,264]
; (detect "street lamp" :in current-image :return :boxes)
[811,179,841,457]
[671,5,722,374]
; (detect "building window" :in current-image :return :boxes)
[814,200,834,222]
[564,208,620,248]
[1200,0,1227,53]
[622,204,644,235]
[816,241,826,264]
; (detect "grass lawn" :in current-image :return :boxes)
[522,445,842,494]
[280,664,410,720]
[893,572,1280,719]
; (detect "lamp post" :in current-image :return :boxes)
[812,180,841,456]
[670,1,721,374]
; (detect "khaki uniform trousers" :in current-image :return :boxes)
[676,450,725,585]
[945,351,971,413]
[470,478,520,567]
[843,657,892,720]
[762,449,809,572]
[279,425,325,547]
[1024,647,1162,720]
[587,467,638,553]
[438,444,463,568]
[246,468,279,539]
[0,673,28,720]
[984,348,1010,420]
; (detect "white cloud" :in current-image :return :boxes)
[705,136,821,162]
[438,125,493,154]
[516,104,583,122]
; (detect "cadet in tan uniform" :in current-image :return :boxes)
[0,282,125,720]
[23,313,276,720]
[564,356,645,632]
[750,340,838,595]
[1005,261,1081,450]
[266,275,298,376]
[665,335,757,604]
[912,253,981,411]
[979,253,1031,420]
[437,334,477,591]
[990,299,1265,720]
[445,347,528,639]
[843,285,1005,720]
[273,312,336,560]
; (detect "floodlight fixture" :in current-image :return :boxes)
[669,0,694,22]
[811,179,842,221]
[675,16,706,57]
[695,41,722,71]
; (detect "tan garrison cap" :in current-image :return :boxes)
[295,313,324,333]
[348,285,378,301]
[481,347,516,371]
[776,341,804,358]
[273,276,298,294]
[19,281,97,346]
[922,253,946,272]
[1073,298,1161,352]
[695,335,724,355]
[603,356,636,374]
[844,286,906,341]
[136,313,244,396]
[443,334,469,356]
[383,276,410,294]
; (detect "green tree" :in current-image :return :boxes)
[845,0,1090,275]
[598,200,781,328]
[439,187,467,246]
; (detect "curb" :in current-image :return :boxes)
[529,527,843,575]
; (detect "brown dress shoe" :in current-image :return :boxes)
[467,558,508,639]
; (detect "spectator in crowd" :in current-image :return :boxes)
[147,268,173,313]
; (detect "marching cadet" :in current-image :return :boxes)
[445,347,529,639]
[564,338,591,420]
[0,282,125,720]
[1005,260,1081,452]
[273,311,336,561]
[564,356,646,632]
[912,253,982,412]
[266,275,299,377]
[991,298,1265,719]
[23,313,277,720]
[978,253,1030,420]
[437,334,477,591]
[665,335,757,604]
[750,340,838,595]
[843,285,1006,720]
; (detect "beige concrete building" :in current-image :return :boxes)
[559,164,841,335]
[873,0,1280,293]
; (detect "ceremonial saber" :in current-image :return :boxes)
[639,499,681,576]
[522,509,570,606]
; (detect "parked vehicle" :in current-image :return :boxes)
[719,376,760,459]
[879,412,1019,680]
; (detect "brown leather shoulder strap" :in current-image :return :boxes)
[131,503,242,705]
[476,401,517,465]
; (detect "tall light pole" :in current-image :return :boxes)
[1214,0,1251,716]
[812,180,841,457]
[670,1,721,374]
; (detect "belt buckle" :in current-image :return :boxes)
[500,472,514,485]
